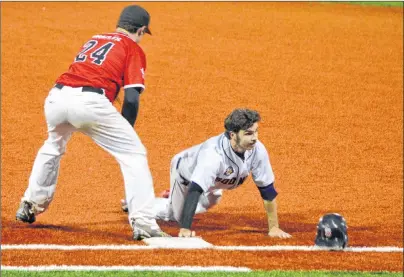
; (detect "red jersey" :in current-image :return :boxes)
[56,32,146,102]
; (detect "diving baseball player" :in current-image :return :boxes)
[15,5,169,240]
[123,108,291,238]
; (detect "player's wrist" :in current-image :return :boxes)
[267,213,279,229]
[268,225,280,231]
[263,199,279,230]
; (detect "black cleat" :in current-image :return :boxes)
[16,201,36,224]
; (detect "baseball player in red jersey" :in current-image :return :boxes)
[15,5,170,240]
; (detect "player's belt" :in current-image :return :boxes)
[54,83,105,95]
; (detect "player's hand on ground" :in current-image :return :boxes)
[268,226,292,239]
[178,228,196,238]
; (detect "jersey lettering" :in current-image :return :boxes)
[215,176,247,187]
[90,42,115,65]
[238,176,247,186]
[228,178,236,185]
[221,179,230,185]
[75,40,98,62]
[74,40,115,65]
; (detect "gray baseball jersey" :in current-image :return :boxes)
[175,133,275,192]
[154,133,277,222]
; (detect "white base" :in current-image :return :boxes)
[143,237,213,249]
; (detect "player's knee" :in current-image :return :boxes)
[199,193,222,210]
[43,140,67,156]
[126,143,147,155]
[208,190,223,206]
[209,194,222,207]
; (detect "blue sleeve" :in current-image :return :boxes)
[257,183,278,201]
[180,182,203,229]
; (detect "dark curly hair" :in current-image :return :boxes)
[224,108,261,138]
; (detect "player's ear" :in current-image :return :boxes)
[137,26,146,36]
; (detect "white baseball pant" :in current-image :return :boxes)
[22,85,159,227]
[155,156,223,222]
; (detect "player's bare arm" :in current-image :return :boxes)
[264,198,291,239]
[257,183,291,239]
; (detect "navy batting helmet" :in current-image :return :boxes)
[314,213,348,250]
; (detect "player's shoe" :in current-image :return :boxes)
[121,199,128,213]
[159,189,170,198]
[16,201,36,224]
[132,219,171,240]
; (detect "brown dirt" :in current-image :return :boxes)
[1,2,403,272]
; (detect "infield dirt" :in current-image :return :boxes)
[1,2,403,272]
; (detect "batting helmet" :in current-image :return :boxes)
[314,213,348,250]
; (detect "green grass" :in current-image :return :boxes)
[1,271,403,277]
[347,1,403,7]
[349,1,403,7]
[324,1,403,7]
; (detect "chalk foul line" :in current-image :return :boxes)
[0,265,252,272]
[1,244,402,252]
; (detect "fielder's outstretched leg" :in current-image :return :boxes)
[17,88,75,223]
[81,99,169,240]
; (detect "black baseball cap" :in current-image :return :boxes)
[117,5,152,35]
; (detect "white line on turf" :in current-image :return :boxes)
[1,244,403,252]
[1,265,252,272]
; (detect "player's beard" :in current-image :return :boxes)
[235,134,254,152]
